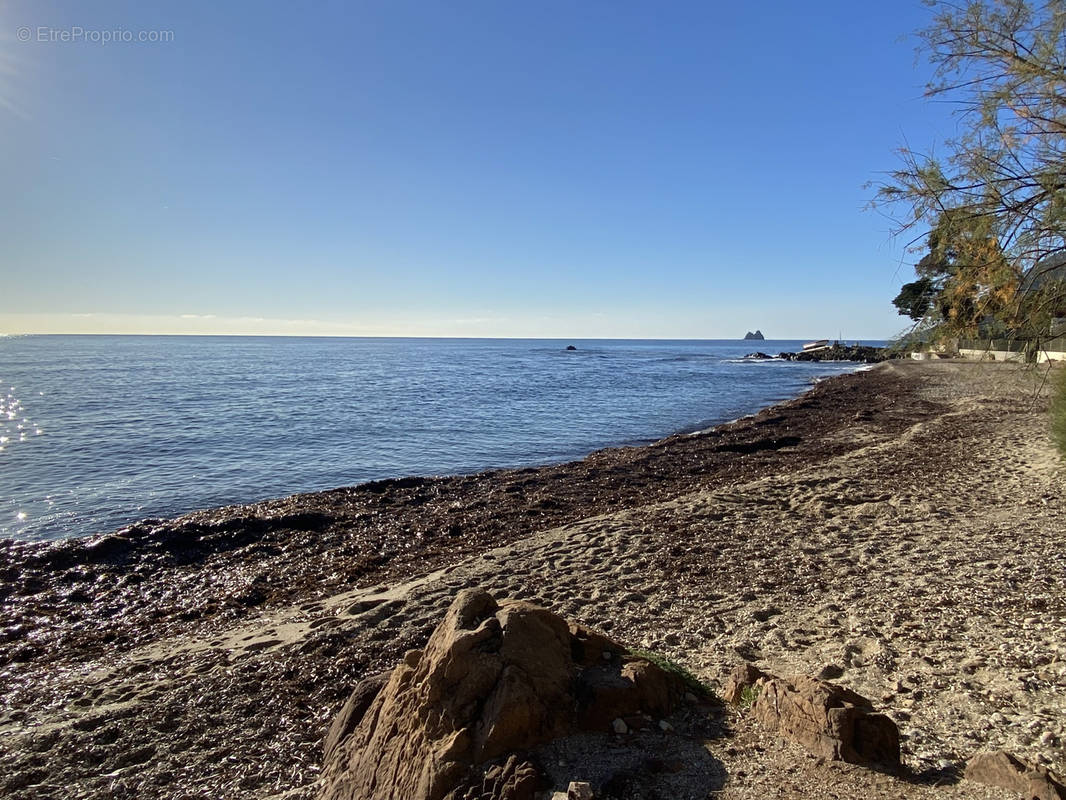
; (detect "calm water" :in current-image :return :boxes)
[0,336,880,541]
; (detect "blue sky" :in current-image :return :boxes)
[0,1,953,338]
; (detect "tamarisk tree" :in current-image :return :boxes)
[877,0,1066,339]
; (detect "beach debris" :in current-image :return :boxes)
[317,588,692,800]
[963,750,1066,799]
[724,663,900,766]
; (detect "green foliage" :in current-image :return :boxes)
[893,277,938,320]
[1050,367,1066,458]
[874,1,1066,341]
[631,649,718,701]
[738,683,760,709]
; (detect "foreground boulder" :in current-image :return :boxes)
[964,750,1066,799]
[724,663,900,766]
[318,589,693,800]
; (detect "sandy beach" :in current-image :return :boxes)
[1,360,1064,799]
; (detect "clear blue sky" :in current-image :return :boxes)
[0,0,953,339]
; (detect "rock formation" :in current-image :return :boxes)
[317,589,693,800]
[723,663,900,766]
[964,750,1066,799]
[779,344,891,363]
[743,330,765,340]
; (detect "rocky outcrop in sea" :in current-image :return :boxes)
[745,344,895,363]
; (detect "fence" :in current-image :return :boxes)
[957,338,1066,363]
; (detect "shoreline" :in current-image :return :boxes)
[2,361,1064,799]
[1,362,898,627]
[0,337,881,545]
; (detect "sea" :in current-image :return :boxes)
[0,335,883,542]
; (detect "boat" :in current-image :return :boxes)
[802,339,830,351]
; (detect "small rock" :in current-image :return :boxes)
[64,588,92,604]
[961,657,986,674]
[752,606,781,623]
[622,714,647,731]
[567,781,593,800]
[658,720,673,732]
[751,673,900,765]
[964,750,1066,800]
[612,718,628,735]
[722,662,766,704]
[817,663,845,680]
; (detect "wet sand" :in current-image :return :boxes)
[1,361,1064,798]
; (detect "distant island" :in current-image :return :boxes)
[743,330,765,340]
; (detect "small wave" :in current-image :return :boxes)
[655,354,717,363]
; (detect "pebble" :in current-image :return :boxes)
[612,718,628,735]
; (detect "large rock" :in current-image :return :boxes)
[725,663,899,766]
[964,750,1066,799]
[318,589,692,800]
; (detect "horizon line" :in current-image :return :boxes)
[0,332,890,341]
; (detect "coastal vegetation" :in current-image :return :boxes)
[1052,366,1066,453]
[877,0,1066,453]
[877,0,1066,346]
[630,649,717,700]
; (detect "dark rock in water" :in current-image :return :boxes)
[565,345,577,351]
[743,330,765,340]
[778,344,894,364]
[318,588,695,800]
[744,352,772,360]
